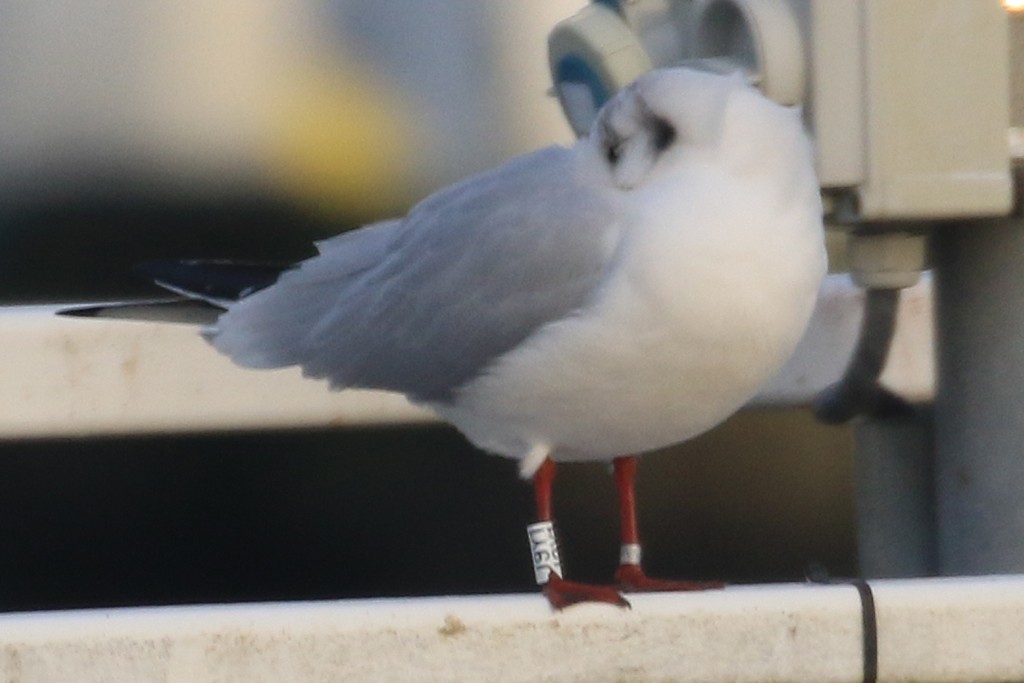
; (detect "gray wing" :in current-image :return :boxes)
[209,145,620,402]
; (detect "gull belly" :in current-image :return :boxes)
[436,163,825,476]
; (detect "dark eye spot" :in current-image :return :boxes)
[650,115,676,152]
[605,141,621,165]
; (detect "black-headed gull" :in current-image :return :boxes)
[134,67,827,608]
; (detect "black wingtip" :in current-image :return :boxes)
[132,258,184,283]
[58,299,223,324]
[57,305,106,318]
[134,259,290,303]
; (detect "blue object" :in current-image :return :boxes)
[554,54,609,107]
[593,0,622,14]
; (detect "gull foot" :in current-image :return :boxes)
[543,573,631,610]
[615,564,725,593]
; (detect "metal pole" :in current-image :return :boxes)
[932,185,1024,573]
[854,411,937,578]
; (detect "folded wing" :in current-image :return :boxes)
[209,146,622,403]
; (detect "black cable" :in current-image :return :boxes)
[814,287,914,424]
[806,564,878,683]
[851,579,879,683]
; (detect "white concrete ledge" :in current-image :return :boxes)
[0,274,933,438]
[0,575,1020,683]
[0,304,434,438]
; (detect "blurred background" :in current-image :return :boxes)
[0,0,854,612]
[0,0,590,302]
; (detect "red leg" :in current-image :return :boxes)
[612,455,724,592]
[533,458,556,521]
[530,458,629,610]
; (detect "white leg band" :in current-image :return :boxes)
[526,521,562,584]
[620,543,642,566]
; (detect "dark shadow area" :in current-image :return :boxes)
[0,411,854,612]
[0,196,347,304]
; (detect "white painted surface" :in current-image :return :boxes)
[0,274,932,438]
[0,304,433,438]
[0,575,1021,683]
[872,577,1024,683]
[0,584,865,683]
